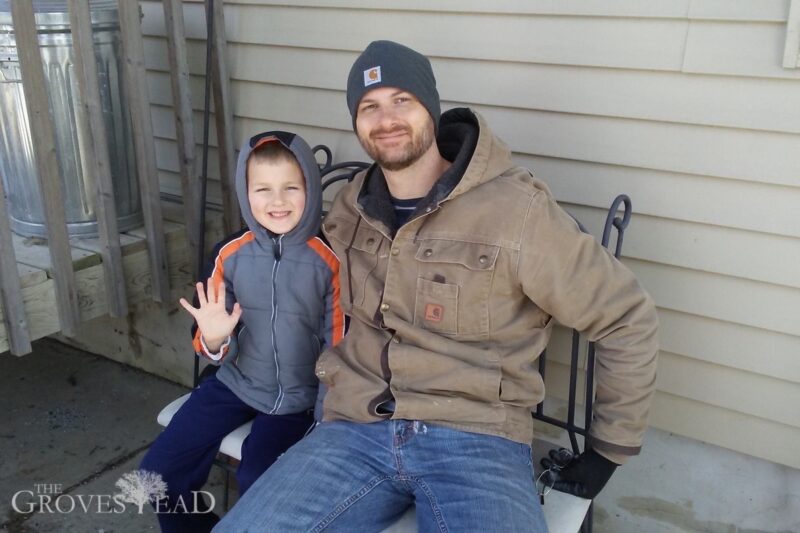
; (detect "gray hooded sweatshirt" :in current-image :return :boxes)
[192,131,344,415]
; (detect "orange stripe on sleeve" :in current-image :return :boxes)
[192,231,255,357]
[307,237,345,346]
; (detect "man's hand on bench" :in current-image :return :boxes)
[540,448,618,500]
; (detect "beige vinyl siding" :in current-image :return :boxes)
[140,0,800,468]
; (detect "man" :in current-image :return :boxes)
[215,40,658,532]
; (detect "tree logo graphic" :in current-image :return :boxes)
[114,469,168,514]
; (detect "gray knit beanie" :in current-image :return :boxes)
[346,40,440,133]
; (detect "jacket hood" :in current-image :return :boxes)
[234,131,322,245]
[355,107,515,232]
[439,108,515,200]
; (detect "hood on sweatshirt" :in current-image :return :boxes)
[234,131,322,246]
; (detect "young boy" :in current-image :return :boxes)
[140,131,343,533]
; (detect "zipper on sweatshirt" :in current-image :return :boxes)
[234,325,247,368]
[269,235,284,413]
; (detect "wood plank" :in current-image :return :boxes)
[160,170,223,212]
[128,218,184,240]
[159,201,226,251]
[563,203,800,290]
[688,0,789,22]
[152,129,363,207]
[658,309,800,385]
[10,1,80,336]
[156,79,800,189]
[234,116,369,162]
[436,64,800,136]
[683,20,800,79]
[143,45,800,135]
[627,259,800,338]
[496,306,800,391]
[656,350,800,428]
[149,106,367,166]
[200,0,693,18]
[140,3,690,72]
[68,0,128,318]
[148,101,208,145]
[0,218,196,353]
[70,232,145,257]
[163,0,202,280]
[473,103,800,189]
[185,0,791,22]
[208,0,241,234]
[517,303,800,392]
[784,0,800,68]
[649,392,800,470]
[544,361,800,468]
[149,109,365,181]
[0,279,59,354]
[147,79,800,189]
[129,207,224,254]
[118,0,171,302]
[17,264,47,290]
[11,234,100,273]
[0,176,32,355]
[518,155,800,240]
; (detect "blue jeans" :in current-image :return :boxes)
[213,420,547,532]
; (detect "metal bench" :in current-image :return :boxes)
[155,149,632,533]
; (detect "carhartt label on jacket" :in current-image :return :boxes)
[364,66,381,86]
[424,303,444,323]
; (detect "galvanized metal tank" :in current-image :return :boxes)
[0,0,142,237]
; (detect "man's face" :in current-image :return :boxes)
[246,158,306,235]
[355,87,436,171]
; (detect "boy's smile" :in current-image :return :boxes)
[247,158,306,235]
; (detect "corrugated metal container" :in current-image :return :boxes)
[0,0,141,237]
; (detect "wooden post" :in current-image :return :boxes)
[68,0,128,318]
[0,177,32,356]
[163,0,202,280]
[10,1,80,337]
[208,0,240,234]
[784,0,800,68]
[117,0,170,302]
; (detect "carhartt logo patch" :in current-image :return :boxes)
[364,66,381,87]
[425,304,444,323]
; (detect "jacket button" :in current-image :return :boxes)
[380,303,390,312]
[424,249,433,257]
[392,336,401,343]
[391,248,399,256]
[366,238,375,245]
[479,255,488,265]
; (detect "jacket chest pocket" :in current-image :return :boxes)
[414,240,500,338]
[323,217,382,309]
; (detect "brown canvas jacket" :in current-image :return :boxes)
[317,108,658,464]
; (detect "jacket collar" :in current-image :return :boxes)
[356,107,481,234]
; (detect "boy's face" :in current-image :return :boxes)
[247,158,306,235]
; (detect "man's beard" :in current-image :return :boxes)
[358,123,435,172]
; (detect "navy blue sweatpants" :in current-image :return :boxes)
[140,374,314,533]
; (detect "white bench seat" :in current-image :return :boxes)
[156,393,251,461]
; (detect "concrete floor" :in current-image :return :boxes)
[1,339,799,532]
[0,339,228,533]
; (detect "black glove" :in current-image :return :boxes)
[540,448,618,499]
